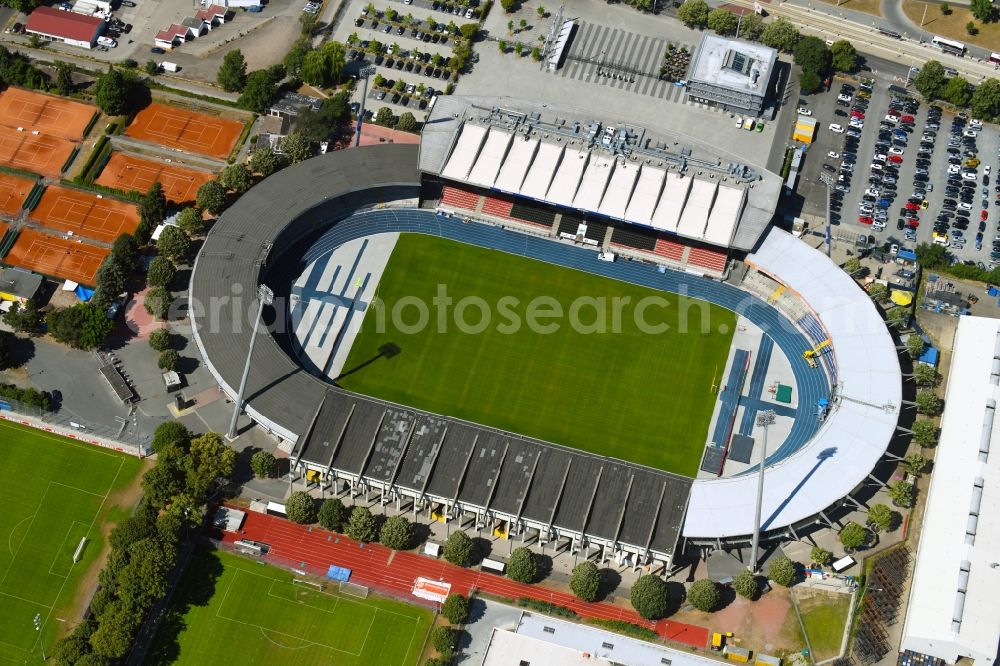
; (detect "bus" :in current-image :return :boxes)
[990,52,1000,66]
[932,35,966,56]
[877,27,901,39]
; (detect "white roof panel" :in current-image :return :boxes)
[440,123,488,182]
[650,172,690,232]
[902,316,1000,665]
[573,153,615,212]
[467,128,513,188]
[684,229,902,539]
[547,147,589,208]
[703,184,744,246]
[624,165,665,225]
[676,178,716,239]
[519,142,562,201]
[597,159,640,219]
[494,136,538,194]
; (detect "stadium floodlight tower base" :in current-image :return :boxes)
[749,409,775,573]
[227,284,274,440]
[354,65,377,147]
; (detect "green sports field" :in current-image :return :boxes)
[340,235,736,476]
[147,548,433,665]
[0,420,144,663]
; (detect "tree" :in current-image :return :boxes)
[3,299,43,335]
[93,66,130,115]
[762,18,800,52]
[379,514,412,549]
[903,452,930,475]
[912,419,938,446]
[799,70,821,94]
[54,60,75,95]
[916,389,943,415]
[965,20,978,35]
[707,8,738,35]
[345,505,378,542]
[810,546,833,567]
[394,111,419,133]
[144,59,160,75]
[843,257,862,275]
[152,421,190,452]
[89,603,139,659]
[196,180,226,215]
[460,22,478,40]
[507,546,539,583]
[443,530,474,566]
[768,555,797,587]
[971,0,995,21]
[889,480,915,508]
[677,0,710,28]
[319,497,347,532]
[217,50,248,92]
[141,453,185,507]
[53,635,92,665]
[323,40,347,84]
[442,593,469,624]
[839,521,868,550]
[185,432,236,503]
[176,207,205,237]
[940,1,951,13]
[286,490,317,524]
[46,304,113,350]
[249,146,285,177]
[375,106,395,126]
[117,537,176,608]
[869,282,888,303]
[500,0,515,11]
[687,579,721,612]
[238,69,278,113]
[630,574,670,619]
[146,256,175,289]
[157,226,190,264]
[141,182,167,229]
[431,626,456,658]
[280,131,313,164]
[907,333,925,359]
[971,78,1000,120]
[868,503,895,532]
[498,39,508,52]
[943,75,972,107]
[148,328,170,351]
[830,40,858,72]
[740,13,765,40]
[111,233,139,271]
[157,349,179,371]
[733,570,759,599]
[143,286,171,320]
[250,450,277,478]
[219,163,254,194]
[300,49,331,86]
[794,36,831,76]
[570,561,601,601]
[530,46,542,61]
[887,306,910,329]
[109,508,156,551]
[914,60,947,100]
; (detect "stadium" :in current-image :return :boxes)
[190,97,903,569]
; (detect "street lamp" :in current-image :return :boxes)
[32,613,45,661]
[749,410,776,573]
[227,284,274,440]
[355,65,377,147]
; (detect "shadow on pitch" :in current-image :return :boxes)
[334,342,401,383]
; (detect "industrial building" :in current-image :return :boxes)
[901,315,1000,664]
[25,7,104,49]
[685,34,777,117]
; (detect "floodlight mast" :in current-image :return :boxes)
[355,65,377,147]
[227,284,274,440]
[749,410,775,573]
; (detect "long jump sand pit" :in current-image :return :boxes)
[4,228,109,285]
[0,173,36,216]
[0,88,97,140]
[125,102,244,159]
[31,185,140,244]
[95,152,215,204]
[0,132,76,178]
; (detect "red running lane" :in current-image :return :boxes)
[225,509,709,649]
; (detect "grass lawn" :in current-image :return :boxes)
[340,234,735,477]
[815,0,882,17]
[147,548,433,665]
[0,420,144,663]
[903,0,1000,50]
[797,589,852,660]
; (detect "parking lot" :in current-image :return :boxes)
[797,77,1000,269]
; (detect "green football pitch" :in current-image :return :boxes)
[340,234,736,477]
[0,420,143,663]
[146,548,433,665]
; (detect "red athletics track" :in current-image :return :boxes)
[224,508,710,649]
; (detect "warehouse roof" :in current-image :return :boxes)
[688,34,776,97]
[26,6,103,42]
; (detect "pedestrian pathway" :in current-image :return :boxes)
[226,508,710,649]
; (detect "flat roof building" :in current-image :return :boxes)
[686,34,776,117]
[901,315,1000,664]
[25,7,104,49]
[0,267,42,304]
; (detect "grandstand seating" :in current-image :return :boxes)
[481,194,514,219]
[688,247,728,273]
[653,237,684,262]
[610,226,658,251]
[557,217,580,236]
[510,201,556,227]
[584,220,607,242]
[441,185,481,211]
[481,194,552,229]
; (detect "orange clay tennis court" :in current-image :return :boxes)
[94,152,215,204]
[0,88,97,140]
[125,103,244,159]
[4,227,109,285]
[31,186,140,244]
[0,132,76,178]
[0,173,35,216]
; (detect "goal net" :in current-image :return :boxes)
[339,581,369,599]
[293,578,324,592]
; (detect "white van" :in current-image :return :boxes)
[97,36,117,48]
[161,61,179,72]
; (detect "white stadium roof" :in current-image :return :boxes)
[704,184,745,247]
[494,136,537,193]
[902,316,1000,665]
[520,141,562,201]
[650,171,690,232]
[597,159,639,219]
[573,153,615,212]
[547,146,589,208]
[684,230,902,539]
[440,122,487,182]
[467,127,513,188]
[623,164,665,225]
[676,177,716,238]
